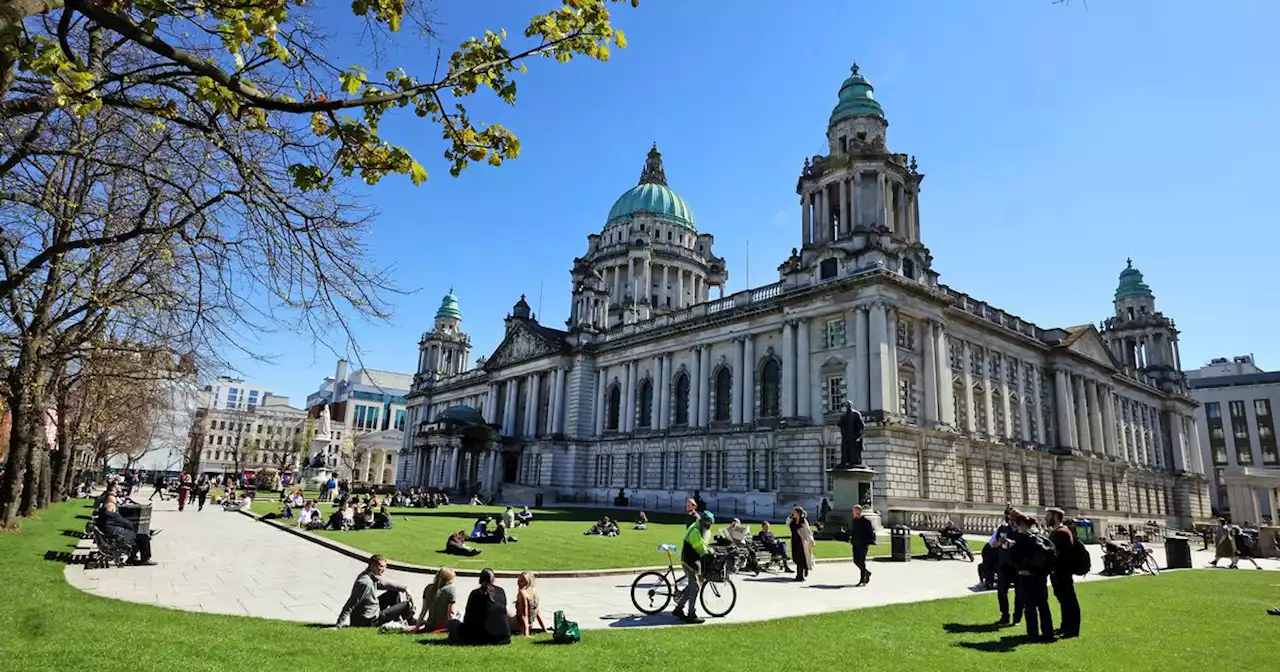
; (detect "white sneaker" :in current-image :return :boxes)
[380,621,411,633]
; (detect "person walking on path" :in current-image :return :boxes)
[149,475,168,502]
[1045,507,1081,638]
[849,505,876,587]
[1209,519,1237,568]
[195,476,210,511]
[789,506,815,582]
[176,473,192,511]
[673,511,714,625]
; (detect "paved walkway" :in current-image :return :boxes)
[66,499,1279,629]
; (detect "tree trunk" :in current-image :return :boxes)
[0,356,37,527]
[36,449,51,508]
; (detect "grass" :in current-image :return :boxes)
[247,498,925,571]
[4,500,1277,672]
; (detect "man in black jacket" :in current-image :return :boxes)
[1046,508,1081,638]
[990,507,1022,626]
[96,501,156,565]
[849,505,876,586]
[1009,512,1055,643]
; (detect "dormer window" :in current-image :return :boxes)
[902,258,916,279]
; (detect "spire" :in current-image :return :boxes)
[435,288,462,320]
[850,61,860,76]
[638,143,668,186]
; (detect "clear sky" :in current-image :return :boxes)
[229,0,1280,405]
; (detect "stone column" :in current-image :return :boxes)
[360,446,373,484]
[877,173,887,227]
[594,368,606,437]
[691,346,704,426]
[732,338,745,424]
[921,320,938,426]
[1169,411,1188,472]
[698,345,712,426]
[504,380,518,436]
[801,192,812,246]
[1031,365,1045,444]
[796,318,811,421]
[658,354,671,430]
[1018,360,1032,442]
[998,355,1012,439]
[980,347,994,436]
[781,322,796,417]
[622,362,634,433]
[884,308,899,414]
[676,268,685,309]
[661,265,670,308]
[527,373,541,436]
[1054,370,1074,448]
[1102,386,1118,458]
[644,259,653,305]
[1075,376,1092,452]
[485,385,498,424]
[1186,414,1203,474]
[838,178,849,238]
[868,305,887,413]
[743,335,756,424]
[962,341,976,433]
[553,367,566,434]
[853,307,869,411]
[935,322,955,426]
[1087,381,1104,455]
[852,172,863,230]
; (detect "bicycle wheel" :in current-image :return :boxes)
[630,571,674,615]
[700,578,738,618]
[1143,554,1161,576]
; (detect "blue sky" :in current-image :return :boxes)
[231,0,1280,404]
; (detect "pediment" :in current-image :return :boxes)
[485,322,562,369]
[1062,326,1119,369]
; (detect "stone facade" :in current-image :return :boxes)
[397,65,1212,531]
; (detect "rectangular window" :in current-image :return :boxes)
[1229,400,1253,466]
[394,409,407,432]
[719,450,729,490]
[1206,402,1228,465]
[825,318,846,349]
[672,452,681,490]
[766,450,778,491]
[1256,399,1279,466]
[825,375,846,413]
[702,452,715,489]
[896,319,916,351]
[825,447,838,492]
[248,390,259,406]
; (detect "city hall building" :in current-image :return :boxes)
[397,66,1211,531]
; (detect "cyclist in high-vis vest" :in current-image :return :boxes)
[674,510,714,624]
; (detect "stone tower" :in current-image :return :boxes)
[1100,260,1187,395]
[417,288,471,380]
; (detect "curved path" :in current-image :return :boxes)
[65,498,1277,629]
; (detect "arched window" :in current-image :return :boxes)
[713,367,732,422]
[607,385,621,431]
[760,359,781,419]
[992,389,1005,438]
[953,380,967,430]
[638,379,654,428]
[673,373,691,425]
[973,384,987,435]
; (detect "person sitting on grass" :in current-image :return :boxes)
[469,493,484,506]
[634,511,648,530]
[304,508,325,531]
[373,506,393,530]
[584,516,620,537]
[515,506,533,527]
[417,567,460,632]
[470,517,491,540]
[338,502,355,530]
[508,571,548,638]
[335,554,415,629]
[295,501,316,527]
[446,531,482,557]
[449,568,511,645]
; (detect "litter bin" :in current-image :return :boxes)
[890,525,912,562]
[1164,535,1192,569]
[534,493,544,508]
[119,502,152,535]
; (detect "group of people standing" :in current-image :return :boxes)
[987,506,1085,643]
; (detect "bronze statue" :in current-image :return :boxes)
[837,402,865,468]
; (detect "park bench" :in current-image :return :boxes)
[84,522,134,569]
[919,530,971,561]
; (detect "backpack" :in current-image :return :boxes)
[1067,530,1091,576]
[1026,533,1057,573]
[552,610,581,644]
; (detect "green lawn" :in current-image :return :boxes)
[4,501,1276,672]
[247,499,924,570]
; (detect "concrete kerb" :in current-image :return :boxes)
[237,508,873,579]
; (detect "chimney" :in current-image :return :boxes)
[332,359,348,403]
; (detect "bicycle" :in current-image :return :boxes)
[629,544,738,618]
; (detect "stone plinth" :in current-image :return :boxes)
[826,466,881,533]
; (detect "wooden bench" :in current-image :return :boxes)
[919,530,971,561]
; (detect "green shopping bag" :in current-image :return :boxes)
[552,610,581,644]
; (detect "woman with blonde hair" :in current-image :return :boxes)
[417,567,460,632]
[509,571,547,637]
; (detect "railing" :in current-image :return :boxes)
[942,285,1046,341]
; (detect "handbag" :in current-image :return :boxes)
[552,610,581,644]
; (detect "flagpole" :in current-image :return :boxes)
[746,239,750,289]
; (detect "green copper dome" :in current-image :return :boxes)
[605,145,696,230]
[830,63,885,124]
[435,287,462,320]
[1115,259,1154,300]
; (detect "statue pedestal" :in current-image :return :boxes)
[825,466,880,533]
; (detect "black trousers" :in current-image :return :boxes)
[996,564,1022,620]
[1018,573,1053,638]
[132,533,152,562]
[196,492,207,510]
[852,543,870,582]
[1051,572,1080,636]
